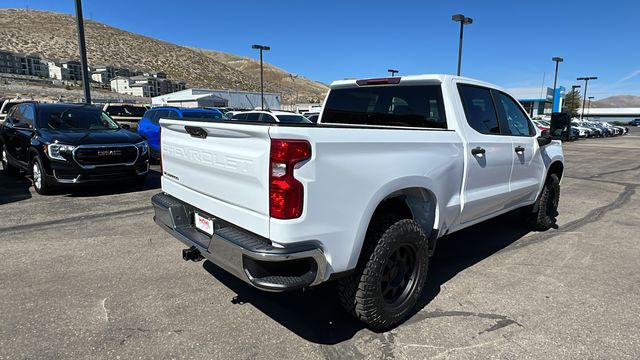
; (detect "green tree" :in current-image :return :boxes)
[563,89,582,117]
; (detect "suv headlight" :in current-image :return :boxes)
[46,143,76,161]
[135,140,148,156]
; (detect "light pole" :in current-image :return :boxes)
[452,14,473,76]
[577,76,597,120]
[388,69,399,77]
[551,57,563,112]
[587,96,594,119]
[74,0,91,104]
[289,74,299,111]
[252,44,270,110]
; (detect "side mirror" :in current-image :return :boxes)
[537,130,552,146]
[14,121,32,129]
[549,112,571,141]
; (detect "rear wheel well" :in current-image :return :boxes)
[548,161,564,181]
[363,188,439,257]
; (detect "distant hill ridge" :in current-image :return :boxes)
[0,8,328,102]
[592,95,640,108]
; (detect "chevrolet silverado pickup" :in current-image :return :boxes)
[151,74,564,329]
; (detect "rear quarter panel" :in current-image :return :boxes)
[268,125,464,275]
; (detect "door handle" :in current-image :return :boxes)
[471,147,486,156]
[515,146,525,153]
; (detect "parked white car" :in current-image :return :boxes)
[571,120,592,138]
[102,103,147,131]
[230,110,312,123]
[151,74,564,329]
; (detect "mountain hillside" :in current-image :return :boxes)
[592,95,640,108]
[0,8,328,102]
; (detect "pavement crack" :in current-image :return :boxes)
[590,163,640,178]
[406,309,522,334]
[101,297,110,323]
[504,184,637,252]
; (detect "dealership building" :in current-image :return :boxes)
[152,88,281,110]
[508,87,565,116]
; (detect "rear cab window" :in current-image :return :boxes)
[321,83,447,129]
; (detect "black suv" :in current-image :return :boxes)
[0,102,149,194]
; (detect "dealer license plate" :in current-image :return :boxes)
[194,212,214,236]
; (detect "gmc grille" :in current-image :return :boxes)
[74,145,138,166]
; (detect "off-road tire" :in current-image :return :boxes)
[526,173,560,231]
[337,216,430,330]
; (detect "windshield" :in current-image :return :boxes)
[105,105,146,117]
[276,114,312,124]
[181,111,224,120]
[38,106,120,130]
[321,85,447,128]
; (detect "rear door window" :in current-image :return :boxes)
[231,113,247,121]
[321,84,447,128]
[13,104,34,128]
[246,113,260,121]
[260,114,277,122]
[145,110,157,124]
[154,110,169,122]
[457,85,501,135]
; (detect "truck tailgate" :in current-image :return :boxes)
[159,119,271,237]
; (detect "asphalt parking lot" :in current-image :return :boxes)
[1,127,639,359]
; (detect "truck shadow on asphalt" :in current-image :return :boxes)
[202,211,532,345]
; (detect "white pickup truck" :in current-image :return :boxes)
[152,74,564,329]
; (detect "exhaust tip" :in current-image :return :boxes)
[182,246,203,262]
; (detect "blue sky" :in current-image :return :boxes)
[4,0,640,99]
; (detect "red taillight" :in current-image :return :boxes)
[270,139,311,219]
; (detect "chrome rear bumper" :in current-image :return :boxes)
[151,192,327,291]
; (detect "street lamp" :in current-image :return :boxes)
[452,14,473,76]
[588,96,594,119]
[289,74,299,110]
[251,44,270,110]
[551,57,563,112]
[388,69,399,77]
[74,0,91,104]
[577,76,597,120]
